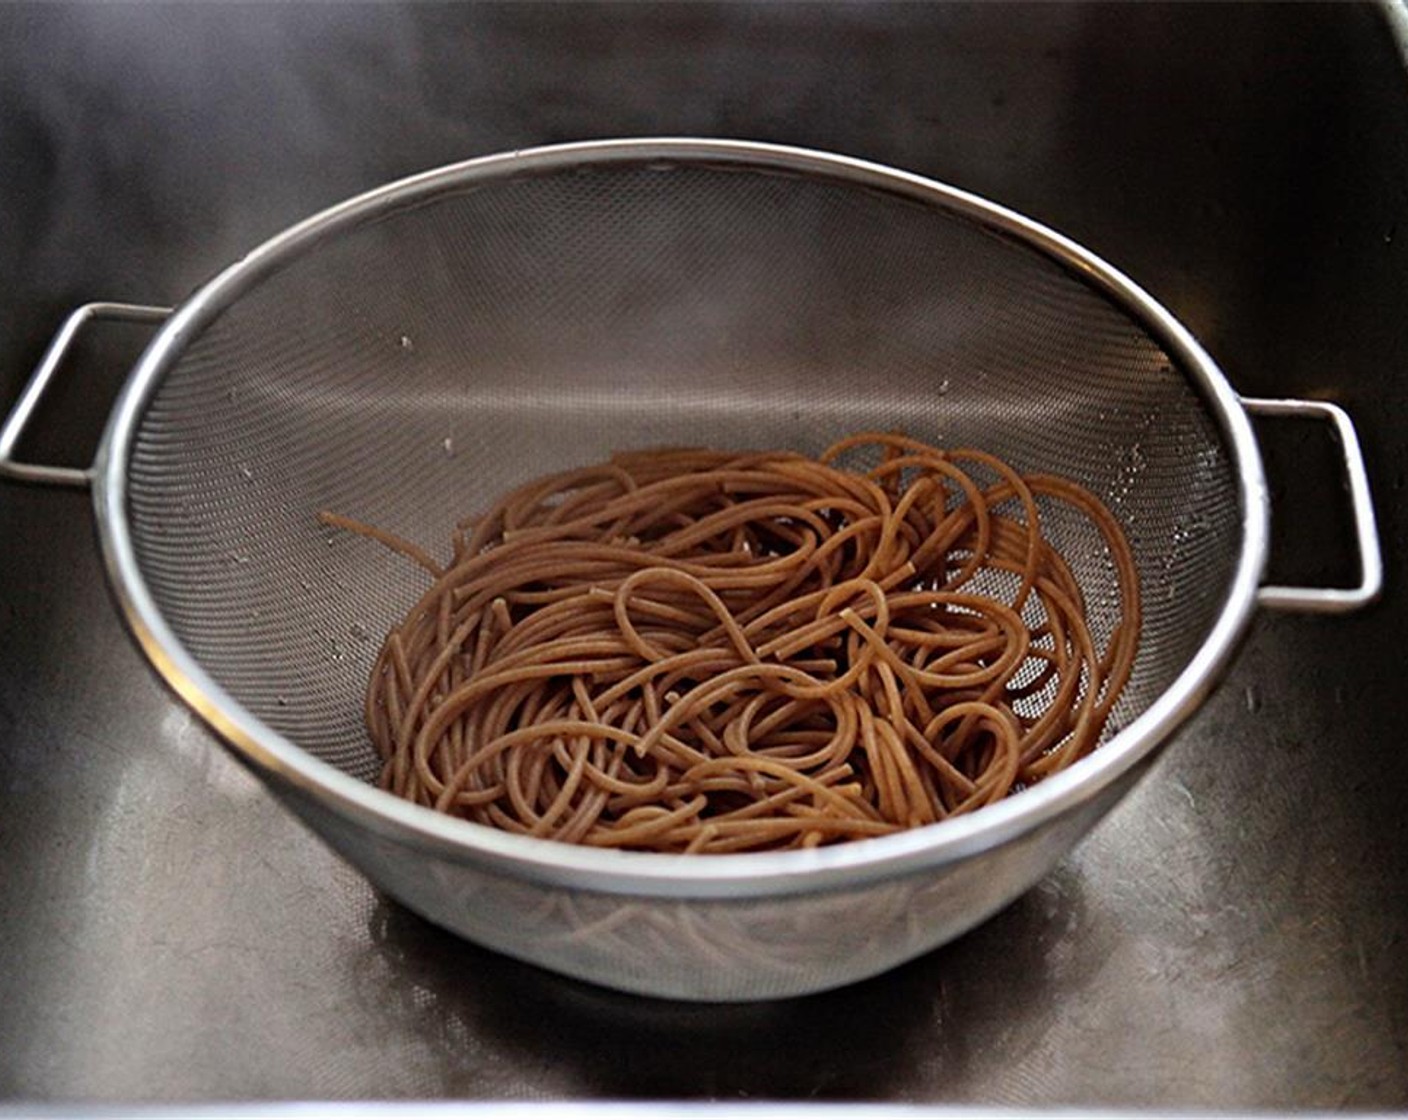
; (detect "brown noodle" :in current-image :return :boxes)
[320,432,1140,853]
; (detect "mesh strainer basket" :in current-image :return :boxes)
[1,140,1382,1000]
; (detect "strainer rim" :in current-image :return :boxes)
[92,137,1268,897]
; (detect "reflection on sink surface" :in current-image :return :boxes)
[1,1,1406,1106]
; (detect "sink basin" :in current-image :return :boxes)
[1,1,1405,1107]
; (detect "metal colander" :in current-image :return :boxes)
[1,140,1381,1000]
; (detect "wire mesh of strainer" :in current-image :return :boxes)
[89,140,1273,999]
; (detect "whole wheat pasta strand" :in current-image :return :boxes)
[327,431,1140,852]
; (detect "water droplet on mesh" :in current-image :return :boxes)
[229,551,250,565]
[443,437,455,457]
[299,578,311,591]
[399,335,414,351]
[276,696,288,707]
[1244,686,1260,713]
[238,464,253,482]
[937,378,951,396]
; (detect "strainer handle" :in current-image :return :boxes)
[1243,396,1384,613]
[0,301,170,487]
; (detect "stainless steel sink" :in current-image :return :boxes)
[2,1,1405,1108]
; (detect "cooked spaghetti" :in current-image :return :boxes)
[320,432,1140,853]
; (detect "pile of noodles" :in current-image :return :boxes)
[321,432,1140,853]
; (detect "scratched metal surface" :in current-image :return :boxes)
[1,1,1406,1108]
